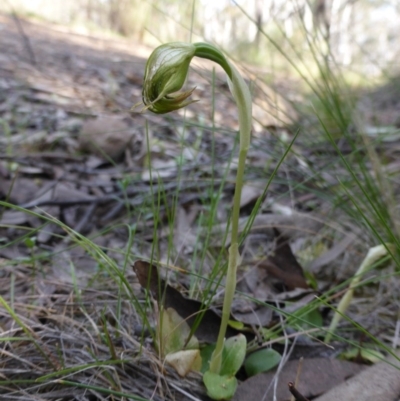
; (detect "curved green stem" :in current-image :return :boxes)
[193,43,233,80]
[192,49,252,374]
[140,41,252,377]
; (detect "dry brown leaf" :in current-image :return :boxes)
[37,206,60,243]
[0,211,29,225]
[240,182,264,208]
[212,212,324,247]
[22,181,95,208]
[310,233,356,273]
[258,228,308,290]
[165,350,202,377]
[233,358,365,401]
[133,260,239,343]
[0,177,41,205]
[232,229,309,327]
[314,350,400,401]
[141,159,177,180]
[173,205,197,254]
[231,300,273,326]
[51,245,98,285]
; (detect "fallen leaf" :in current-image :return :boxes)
[212,212,324,246]
[0,211,29,225]
[0,177,41,205]
[22,181,95,209]
[314,350,400,401]
[258,228,308,290]
[165,349,202,377]
[240,182,264,207]
[159,307,199,355]
[133,260,239,343]
[159,307,202,377]
[310,233,356,273]
[231,301,273,327]
[232,229,312,329]
[173,205,198,254]
[233,358,365,401]
[141,158,177,180]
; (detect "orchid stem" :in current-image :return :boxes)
[139,41,252,376]
[205,60,251,373]
[209,146,248,373]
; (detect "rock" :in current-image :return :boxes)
[79,116,133,160]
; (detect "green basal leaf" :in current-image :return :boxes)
[203,371,237,400]
[304,270,318,290]
[291,307,323,330]
[228,319,244,330]
[244,348,281,377]
[341,347,385,364]
[200,343,216,373]
[302,308,323,329]
[201,335,246,376]
[220,334,247,376]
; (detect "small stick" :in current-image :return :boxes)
[290,357,304,401]
[288,382,310,401]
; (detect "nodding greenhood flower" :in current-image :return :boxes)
[142,42,197,114]
[139,41,253,391]
[141,42,239,116]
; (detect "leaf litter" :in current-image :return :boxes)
[0,12,399,401]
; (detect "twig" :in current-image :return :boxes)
[288,382,310,401]
[73,202,97,233]
[290,357,304,401]
[167,382,203,401]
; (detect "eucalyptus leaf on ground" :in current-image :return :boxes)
[133,260,240,343]
[315,350,400,401]
[159,307,202,376]
[159,307,199,356]
[164,349,202,377]
[233,358,365,401]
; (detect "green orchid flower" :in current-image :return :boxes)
[142,42,197,113]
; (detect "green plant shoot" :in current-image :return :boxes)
[324,243,394,344]
[136,41,252,394]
